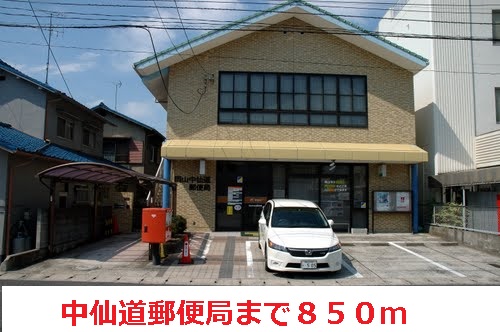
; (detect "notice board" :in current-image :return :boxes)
[373,191,412,212]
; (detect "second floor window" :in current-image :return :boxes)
[57,116,74,140]
[219,72,367,127]
[82,128,96,148]
[148,145,159,163]
[103,140,129,163]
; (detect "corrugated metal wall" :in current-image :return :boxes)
[476,131,500,168]
[432,0,475,174]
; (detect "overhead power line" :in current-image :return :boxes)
[1,21,498,43]
[27,0,73,97]
[0,38,152,54]
[0,2,498,35]
[1,0,498,18]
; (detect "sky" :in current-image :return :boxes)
[0,0,400,136]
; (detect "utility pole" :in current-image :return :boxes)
[45,14,53,84]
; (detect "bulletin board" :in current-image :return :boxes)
[373,191,412,212]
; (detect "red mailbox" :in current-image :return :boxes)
[142,208,172,243]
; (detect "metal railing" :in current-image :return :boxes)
[433,204,500,235]
[146,158,164,205]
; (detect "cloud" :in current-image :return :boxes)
[120,100,167,134]
[107,0,250,72]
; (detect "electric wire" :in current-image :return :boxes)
[1,0,498,22]
[27,0,73,97]
[2,0,500,107]
[1,21,498,43]
[172,0,209,75]
[140,26,206,114]
[152,0,186,61]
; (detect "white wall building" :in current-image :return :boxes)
[379,0,500,223]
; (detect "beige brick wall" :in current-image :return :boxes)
[165,18,415,145]
[172,160,216,232]
[162,18,418,233]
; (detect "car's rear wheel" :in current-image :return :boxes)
[264,246,271,272]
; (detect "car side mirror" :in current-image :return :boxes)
[258,218,266,225]
[327,219,334,226]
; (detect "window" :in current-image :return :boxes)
[496,88,500,123]
[74,185,90,204]
[218,72,367,127]
[82,127,96,148]
[148,145,159,163]
[493,11,500,45]
[57,116,74,140]
[103,139,129,163]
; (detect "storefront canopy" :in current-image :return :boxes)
[430,166,500,187]
[37,162,176,187]
[162,140,428,164]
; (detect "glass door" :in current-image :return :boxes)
[320,165,351,232]
[216,162,244,231]
[216,162,272,231]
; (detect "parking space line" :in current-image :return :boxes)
[341,259,363,278]
[388,242,466,278]
[200,235,212,260]
[246,241,255,278]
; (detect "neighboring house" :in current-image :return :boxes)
[379,1,500,225]
[0,60,104,157]
[0,59,113,262]
[92,102,165,176]
[92,102,165,231]
[133,0,428,233]
[0,122,117,263]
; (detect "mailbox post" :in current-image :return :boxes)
[142,208,172,265]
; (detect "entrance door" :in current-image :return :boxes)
[216,162,271,231]
[319,165,351,232]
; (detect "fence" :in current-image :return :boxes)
[433,204,500,235]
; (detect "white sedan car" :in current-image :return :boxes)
[258,199,342,272]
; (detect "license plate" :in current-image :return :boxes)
[300,261,317,269]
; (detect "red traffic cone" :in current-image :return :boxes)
[179,234,193,264]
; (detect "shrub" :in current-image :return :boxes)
[170,215,187,236]
[434,203,464,227]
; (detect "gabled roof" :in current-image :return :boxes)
[134,0,428,78]
[0,59,108,124]
[92,102,165,140]
[0,122,116,165]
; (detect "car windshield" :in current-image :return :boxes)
[271,207,330,228]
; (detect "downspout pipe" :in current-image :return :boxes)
[411,164,419,234]
[162,158,171,208]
